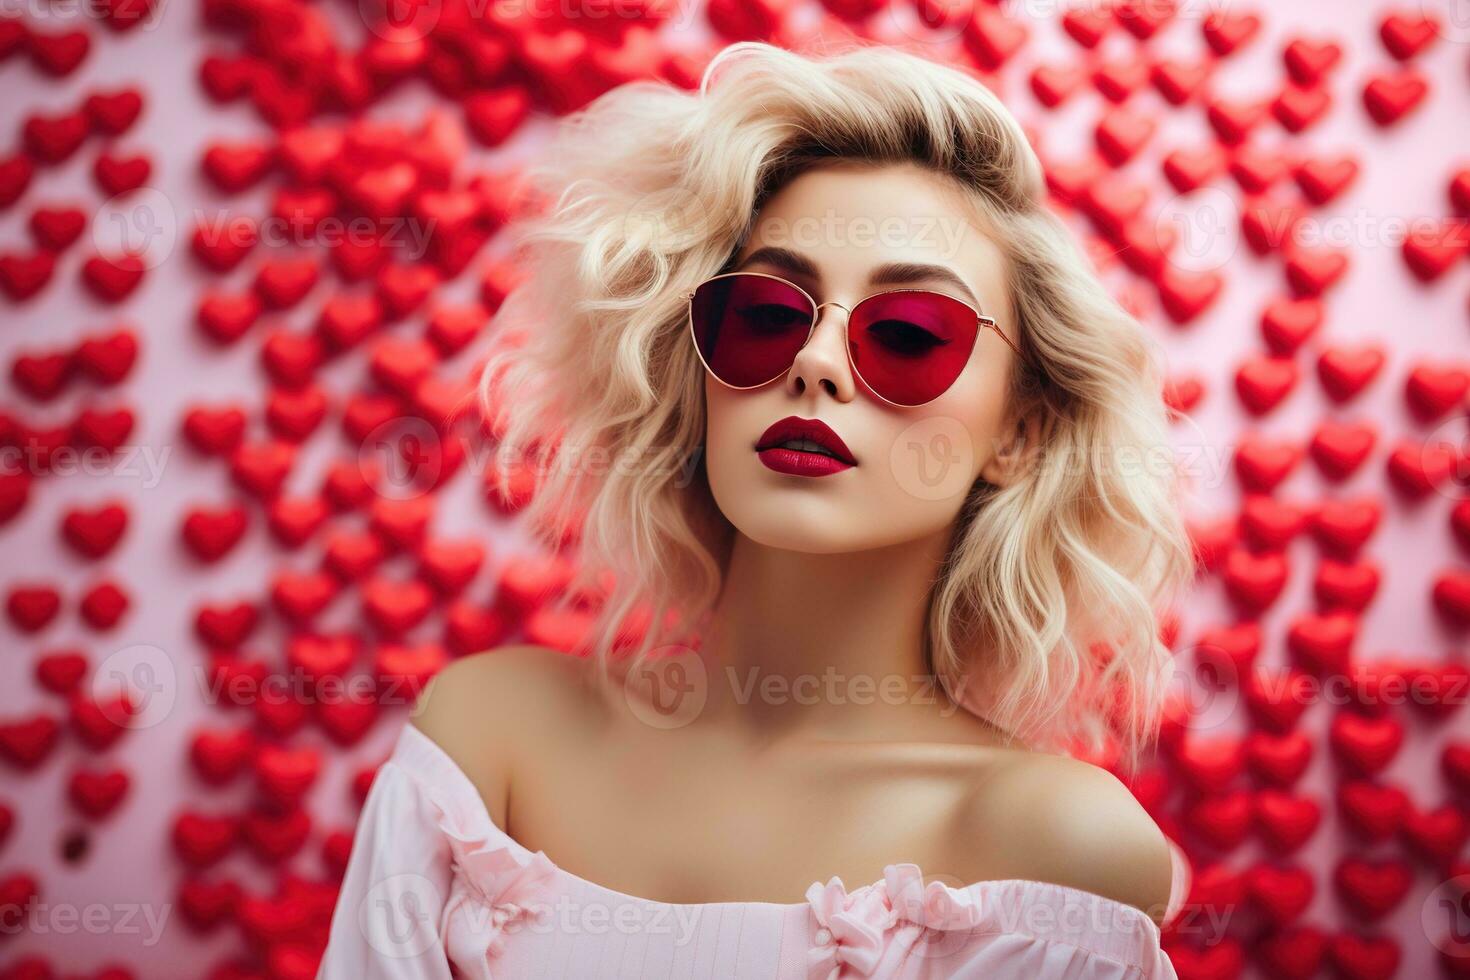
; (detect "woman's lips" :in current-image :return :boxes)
[753,415,857,477]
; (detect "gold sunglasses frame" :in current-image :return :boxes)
[683,271,1023,408]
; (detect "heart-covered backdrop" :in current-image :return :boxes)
[1,0,1468,976]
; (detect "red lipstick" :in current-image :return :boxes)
[754,416,856,477]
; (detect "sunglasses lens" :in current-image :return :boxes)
[848,291,979,406]
[690,274,814,388]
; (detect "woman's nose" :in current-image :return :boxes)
[785,303,858,401]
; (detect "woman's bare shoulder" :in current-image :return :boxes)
[955,748,1175,924]
[408,646,608,818]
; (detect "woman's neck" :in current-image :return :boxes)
[693,527,967,740]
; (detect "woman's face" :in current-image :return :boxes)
[702,162,1027,554]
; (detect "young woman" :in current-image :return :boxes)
[321,40,1196,979]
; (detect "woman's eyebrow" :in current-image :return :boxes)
[867,261,983,309]
[735,247,984,310]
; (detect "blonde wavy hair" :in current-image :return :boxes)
[477,40,1195,768]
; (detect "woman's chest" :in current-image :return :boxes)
[501,737,994,906]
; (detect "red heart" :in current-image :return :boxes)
[1286,611,1356,676]
[229,440,295,498]
[254,744,321,804]
[1309,420,1376,480]
[316,293,384,351]
[260,328,324,387]
[196,290,261,343]
[0,250,57,301]
[35,649,88,694]
[418,538,486,594]
[1329,711,1404,776]
[270,569,339,622]
[11,349,74,399]
[24,110,90,164]
[81,253,146,301]
[369,495,434,550]
[26,28,91,77]
[1271,84,1330,133]
[1362,70,1428,126]
[1401,220,1469,282]
[1379,12,1439,59]
[28,204,87,251]
[1223,548,1289,612]
[61,501,129,558]
[1235,356,1298,414]
[0,154,35,208]
[182,403,247,454]
[92,151,151,196]
[254,257,321,310]
[271,185,337,232]
[1162,145,1227,194]
[278,125,344,183]
[266,494,329,546]
[83,88,144,135]
[1207,97,1267,144]
[191,215,258,272]
[70,691,134,748]
[374,642,449,700]
[1256,923,1327,978]
[0,714,61,769]
[317,698,379,746]
[1434,570,1470,627]
[68,766,130,818]
[286,633,359,682]
[1239,495,1306,551]
[1332,857,1412,920]
[201,140,275,193]
[1294,155,1359,205]
[1443,742,1470,795]
[1284,244,1348,297]
[181,505,249,561]
[376,262,440,319]
[1401,802,1468,864]
[1165,937,1245,979]
[1386,437,1456,498]
[362,576,435,634]
[1283,37,1341,85]
[1230,144,1294,193]
[7,583,62,632]
[75,327,139,383]
[1317,344,1384,402]
[1149,58,1209,105]
[322,529,387,581]
[1326,932,1400,980]
[0,471,31,526]
[1183,789,1254,850]
[266,385,329,443]
[188,726,255,784]
[194,600,257,648]
[1157,266,1223,323]
[1202,10,1259,56]
[464,87,533,147]
[1029,63,1086,108]
[1245,669,1314,733]
[1240,196,1302,255]
[240,806,311,864]
[73,404,135,453]
[1310,497,1382,558]
[425,303,485,356]
[1255,789,1322,854]
[445,600,509,655]
[1092,59,1149,104]
[172,811,238,867]
[1245,731,1313,788]
[1094,106,1155,166]
[1245,862,1315,924]
[199,53,261,102]
[1404,363,1469,422]
[1313,559,1381,612]
[323,458,377,511]
[177,876,242,932]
